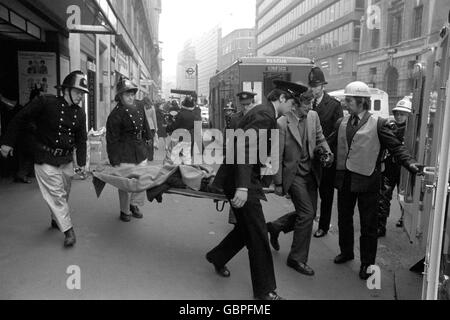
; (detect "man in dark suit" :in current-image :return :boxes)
[327,81,421,280]
[205,91,285,300]
[267,89,333,276]
[308,67,344,238]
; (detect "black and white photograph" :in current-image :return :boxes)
[1,0,450,307]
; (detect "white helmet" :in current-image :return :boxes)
[344,81,371,98]
[392,96,412,113]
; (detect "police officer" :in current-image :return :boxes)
[106,78,152,222]
[328,81,421,280]
[378,96,412,237]
[308,67,344,238]
[0,71,89,248]
[224,102,236,130]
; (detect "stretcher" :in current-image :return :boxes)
[164,188,275,212]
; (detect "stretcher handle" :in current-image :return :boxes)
[215,200,226,212]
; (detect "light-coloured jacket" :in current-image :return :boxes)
[274,110,331,192]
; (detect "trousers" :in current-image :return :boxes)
[207,195,276,297]
[118,161,147,215]
[271,173,318,263]
[337,174,379,265]
[34,162,74,232]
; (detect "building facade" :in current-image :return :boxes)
[357,0,450,111]
[193,26,222,100]
[0,0,161,177]
[255,0,365,91]
[218,28,256,72]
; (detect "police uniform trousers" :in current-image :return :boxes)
[270,173,318,263]
[317,166,336,232]
[34,162,75,233]
[206,195,276,297]
[118,160,147,215]
[378,165,400,231]
[337,173,379,265]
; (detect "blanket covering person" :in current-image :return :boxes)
[92,164,218,201]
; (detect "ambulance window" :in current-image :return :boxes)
[253,82,263,105]
[374,100,381,111]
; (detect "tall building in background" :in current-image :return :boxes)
[176,40,197,91]
[255,0,364,91]
[358,0,450,111]
[193,26,222,100]
[219,28,256,71]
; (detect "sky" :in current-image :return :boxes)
[159,0,256,84]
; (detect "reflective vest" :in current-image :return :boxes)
[336,115,381,177]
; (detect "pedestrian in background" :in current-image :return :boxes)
[0,71,89,248]
[142,97,158,162]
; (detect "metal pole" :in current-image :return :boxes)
[426,70,450,300]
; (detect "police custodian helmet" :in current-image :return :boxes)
[115,78,138,102]
[60,71,89,94]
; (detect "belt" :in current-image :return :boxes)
[41,145,72,157]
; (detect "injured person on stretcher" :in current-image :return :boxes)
[92,163,240,208]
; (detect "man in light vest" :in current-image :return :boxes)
[328,81,421,280]
[378,96,412,237]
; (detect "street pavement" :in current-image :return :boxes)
[0,147,423,300]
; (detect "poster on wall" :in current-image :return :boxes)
[18,51,57,105]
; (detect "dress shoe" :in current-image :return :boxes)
[51,219,59,230]
[14,177,31,184]
[334,253,354,264]
[313,229,327,238]
[359,265,372,280]
[206,254,230,278]
[120,212,131,222]
[255,291,285,300]
[130,205,143,219]
[64,228,76,248]
[377,228,386,238]
[267,222,280,251]
[287,259,315,276]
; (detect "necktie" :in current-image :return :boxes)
[313,99,318,110]
[352,115,359,127]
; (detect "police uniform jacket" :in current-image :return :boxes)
[106,101,151,167]
[1,95,87,167]
[213,104,277,200]
[313,92,343,138]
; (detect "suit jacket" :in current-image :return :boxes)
[213,104,277,200]
[313,92,343,138]
[274,110,331,192]
[328,112,414,193]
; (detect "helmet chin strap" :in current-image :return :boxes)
[69,89,76,106]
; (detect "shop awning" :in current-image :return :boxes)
[0,3,42,41]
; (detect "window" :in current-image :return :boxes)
[388,14,402,45]
[371,28,380,49]
[374,100,381,111]
[412,5,423,38]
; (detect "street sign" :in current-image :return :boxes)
[186,67,195,76]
